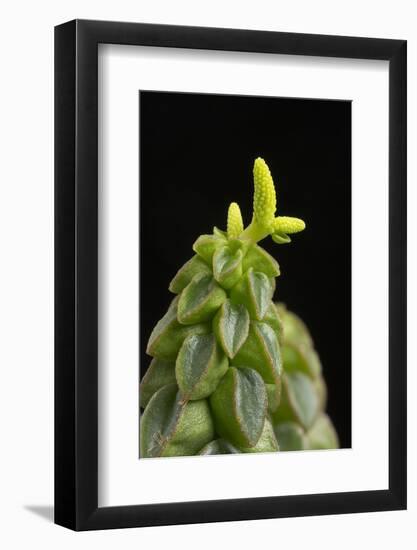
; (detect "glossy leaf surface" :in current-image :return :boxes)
[213,300,250,359]
[266,383,281,413]
[140,358,176,409]
[176,333,228,400]
[306,413,339,449]
[233,321,282,384]
[212,245,243,289]
[271,371,319,430]
[198,439,239,455]
[230,268,273,320]
[277,303,313,347]
[146,297,209,360]
[239,418,279,453]
[140,384,214,458]
[274,421,307,451]
[169,255,211,294]
[193,234,226,265]
[177,274,227,325]
[263,303,282,336]
[210,367,267,448]
[242,244,280,277]
[281,344,321,379]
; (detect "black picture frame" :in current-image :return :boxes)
[55,19,407,531]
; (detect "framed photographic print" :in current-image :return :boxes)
[55,19,407,530]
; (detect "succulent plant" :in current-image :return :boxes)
[140,158,338,457]
[272,304,339,451]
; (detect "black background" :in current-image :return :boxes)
[140,91,351,448]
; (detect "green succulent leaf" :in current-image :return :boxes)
[198,439,240,455]
[175,333,228,400]
[210,367,267,448]
[193,234,226,265]
[274,421,308,451]
[213,300,250,359]
[306,413,339,450]
[146,297,209,360]
[212,245,243,289]
[271,371,320,430]
[169,255,211,294]
[277,304,322,378]
[177,274,227,325]
[277,304,313,347]
[263,303,282,337]
[233,321,282,384]
[271,231,292,244]
[239,418,279,453]
[266,383,281,413]
[140,358,176,409]
[308,350,323,379]
[230,268,273,321]
[213,226,228,239]
[281,344,322,379]
[242,244,280,278]
[314,376,327,411]
[140,384,214,458]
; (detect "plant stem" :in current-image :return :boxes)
[239,218,272,245]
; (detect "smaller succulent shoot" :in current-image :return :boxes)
[272,216,306,244]
[272,304,339,451]
[140,157,337,458]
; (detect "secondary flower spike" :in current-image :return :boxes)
[227,202,244,239]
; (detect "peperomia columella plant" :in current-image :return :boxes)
[140,158,339,457]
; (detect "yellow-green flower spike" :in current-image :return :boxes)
[227,202,244,239]
[253,157,277,228]
[240,157,305,245]
[273,216,306,234]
